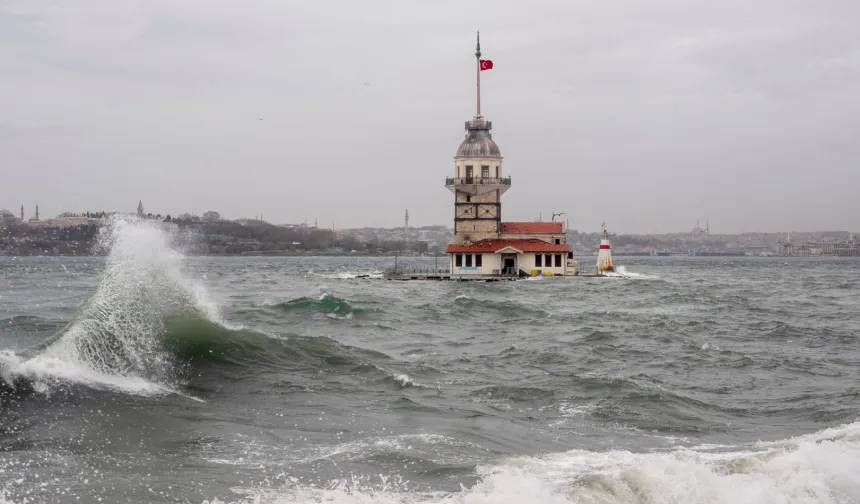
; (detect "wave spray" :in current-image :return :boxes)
[1,216,221,396]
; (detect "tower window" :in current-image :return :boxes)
[481,165,489,178]
[465,166,473,179]
[495,166,499,177]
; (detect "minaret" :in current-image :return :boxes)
[446,31,507,244]
[35,204,39,220]
[20,205,23,221]
[137,200,144,218]
[404,208,409,231]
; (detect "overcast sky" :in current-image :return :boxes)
[1,0,858,233]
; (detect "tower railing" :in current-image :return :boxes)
[465,120,492,130]
[445,176,511,187]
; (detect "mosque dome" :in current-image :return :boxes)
[0,209,15,219]
[456,118,501,158]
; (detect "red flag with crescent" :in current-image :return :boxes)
[479,59,493,71]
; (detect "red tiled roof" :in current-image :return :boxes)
[446,239,571,253]
[500,222,563,234]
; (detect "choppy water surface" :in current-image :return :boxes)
[1,218,859,503]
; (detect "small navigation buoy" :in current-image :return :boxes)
[597,222,614,275]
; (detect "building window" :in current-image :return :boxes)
[545,254,552,267]
[465,166,473,179]
[554,238,560,244]
[465,254,473,267]
[455,254,462,267]
[475,254,482,267]
[568,252,573,259]
[495,166,499,177]
[466,195,471,202]
[555,254,562,267]
[481,165,489,178]
[535,254,542,267]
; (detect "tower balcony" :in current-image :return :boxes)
[445,176,511,195]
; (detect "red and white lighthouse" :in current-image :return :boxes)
[596,223,614,274]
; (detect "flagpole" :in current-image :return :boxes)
[475,31,481,118]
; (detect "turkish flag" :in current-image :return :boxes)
[479,59,493,71]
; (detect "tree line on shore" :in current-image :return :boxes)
[0,217,428,256]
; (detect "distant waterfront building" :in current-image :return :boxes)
[691,219,707,239]
[444,33,573,277]
[27,204,41,225]
[0,209,18,223]
[52,212,101,228]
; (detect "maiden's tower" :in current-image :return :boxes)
[444,33,574,278]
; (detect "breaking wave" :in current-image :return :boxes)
[205,419,860,503]
[601,265,659,279]
[0,217,229,397]
[0,216,409,401]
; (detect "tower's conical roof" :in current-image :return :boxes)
[456,117,501,158]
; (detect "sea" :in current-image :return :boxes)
[1,217,859,504]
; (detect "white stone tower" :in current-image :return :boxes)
[446,32,508,244]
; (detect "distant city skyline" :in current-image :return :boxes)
[3,200,857,236]
[2,1,858,233]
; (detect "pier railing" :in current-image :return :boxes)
[445,177,511,187]
[384,266,451,277]
[383,266,531,279]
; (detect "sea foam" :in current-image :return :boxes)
[203,419,860,503]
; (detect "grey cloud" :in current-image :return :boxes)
[1,0,857,233]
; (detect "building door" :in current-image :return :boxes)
[465,166,473,184]
[503,256,516,275]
